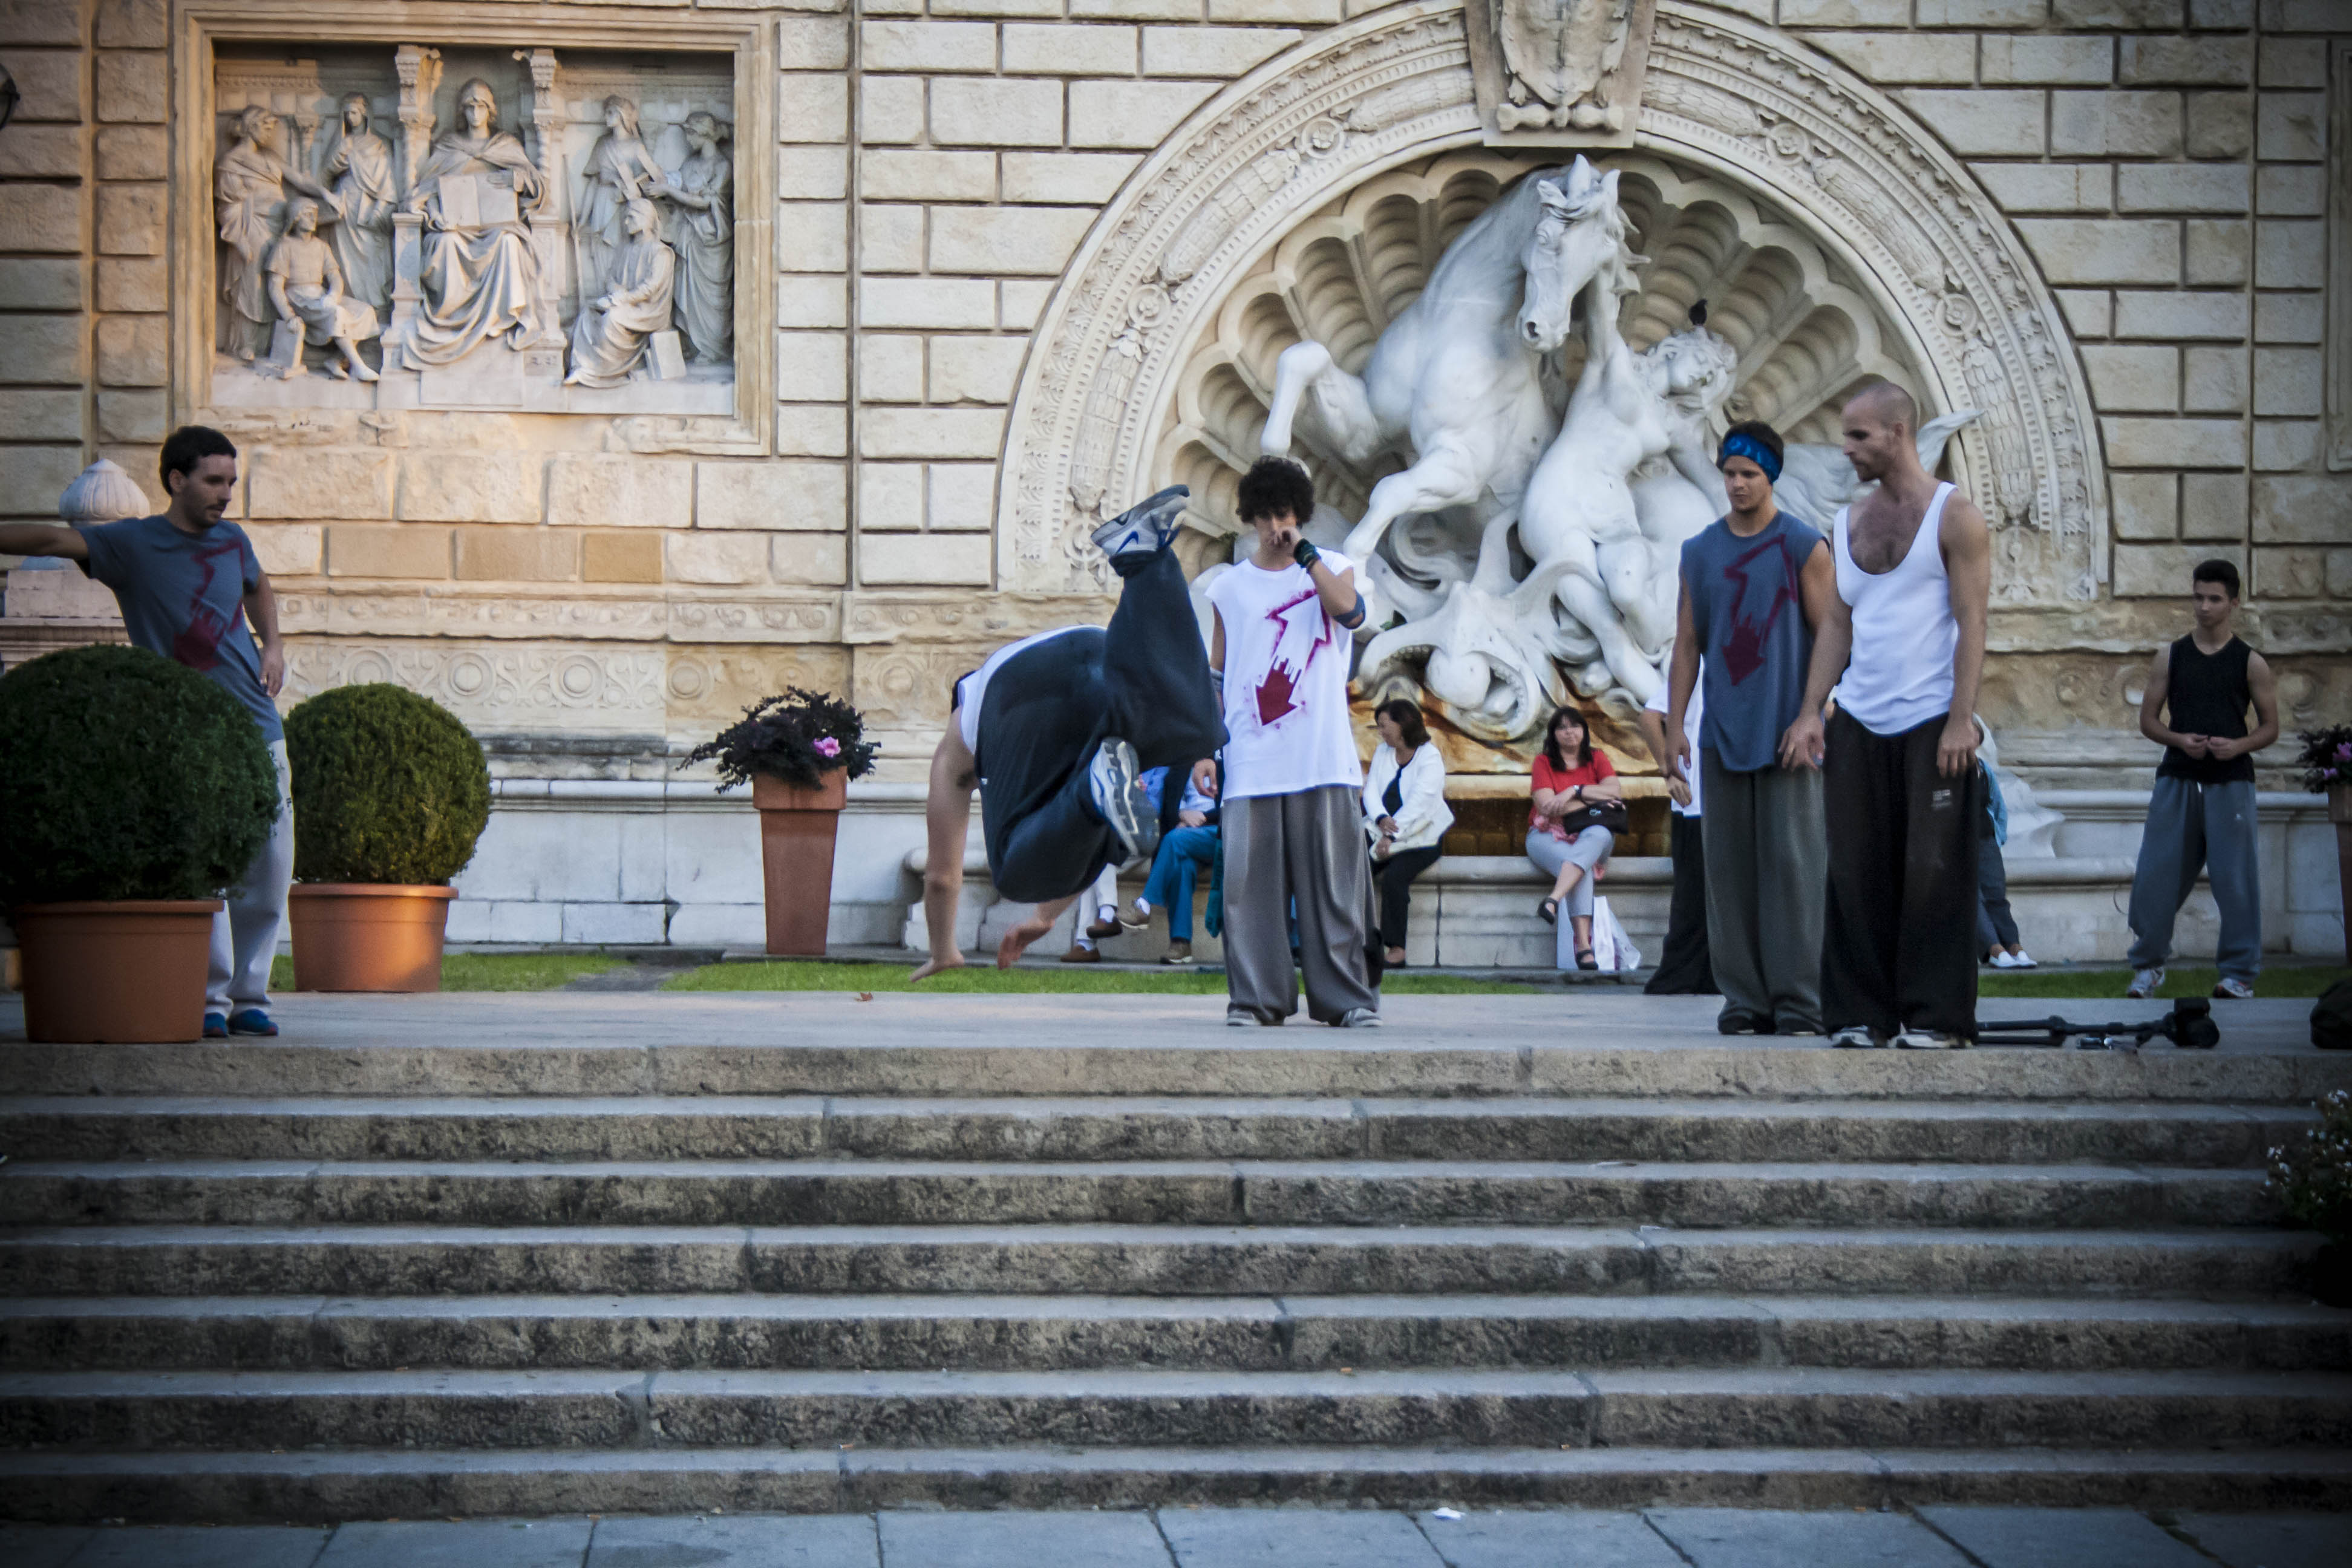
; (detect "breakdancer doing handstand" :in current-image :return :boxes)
[912,486,1227,979]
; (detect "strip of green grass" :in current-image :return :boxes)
[270,952,625,993]
[1979,965,2346,1000]
[663,961,1546,995]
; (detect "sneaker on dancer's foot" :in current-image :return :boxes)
[2213,976,2255,999]
[2126,967,2165,999]
[1894,1028,1968,1050]
[1332,1008,1382,1028]
[1830,1025,1884,1049]
[1086,738,1160,864]
[1089,484,1190,562]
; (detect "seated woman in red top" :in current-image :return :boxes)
[1527,707,1622,969]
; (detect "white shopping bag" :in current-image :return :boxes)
[1590,897,1642,973]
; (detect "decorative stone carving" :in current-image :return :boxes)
[998,0,2105,634]
[1466,0,1656,144]
[263,198,382,382]
[396,76,546,370]
[282,639,668,731]
[565,198,679,388]
[325,93,397,318]
[215,105,336,362]
[209,38,742,419]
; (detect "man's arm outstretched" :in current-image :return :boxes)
[911,727,979,982]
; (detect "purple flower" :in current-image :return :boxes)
[2336,742,2351,762]
[814,736,841,759]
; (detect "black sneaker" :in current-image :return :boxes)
[1089,485,1190,561]
[1087,738,1160,864]
[1716,1010,1772,1036]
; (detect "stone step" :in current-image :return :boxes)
[7,1442,2347,1521]
[8,1034,2345,1103]
[0,1158,2279,1230]
[2,1223,2322,1299]
[5,1366,2348,1453]
[2,1293,2343,1374]
[0,1095,2308,1167]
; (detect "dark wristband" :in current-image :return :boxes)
[1292,537,1320,568]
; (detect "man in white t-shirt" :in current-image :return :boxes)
[1639,676,1714,996]
[912,486,1226,979]
[1204,457,1380,1027]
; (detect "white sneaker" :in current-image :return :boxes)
[1333,1007,1382,1028]
[1830,1025,1884,1049]
[1088,483,1189,560]
[1989,951,2020,969]
[1894,1029,1969,1050]
[2010,950,2037,970]
[2126,967,2165,999]
[2212,976,2255,999]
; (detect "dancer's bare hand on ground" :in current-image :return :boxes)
[996,912,1056,969]
[909,952,966,983]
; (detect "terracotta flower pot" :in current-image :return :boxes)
[13,900,220,1043]
[288,883,457,992]
[2332,784,2352,967]
[752,769,848,957]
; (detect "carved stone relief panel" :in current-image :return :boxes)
[211,41,734,418]
[1465,0,1657,146]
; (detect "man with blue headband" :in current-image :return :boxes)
[1663,420,1836,1037]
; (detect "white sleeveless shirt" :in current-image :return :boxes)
[1832,482,1956,736]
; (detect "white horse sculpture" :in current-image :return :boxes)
[1258,157,1638,575]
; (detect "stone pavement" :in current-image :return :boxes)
[1,1506,2346,1567]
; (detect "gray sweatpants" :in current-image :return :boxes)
[211,739,293,1013]
[1700,748,1827,1031]
[1222,785,1379,1024]
[2128,775,2261,983]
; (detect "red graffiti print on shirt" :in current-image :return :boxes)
[170,536,244,672]
[1719,533,1800,686]
[1253,587,1331,728]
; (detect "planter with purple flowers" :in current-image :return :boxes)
[688,688,878,958]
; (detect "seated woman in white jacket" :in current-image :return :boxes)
[1362,698,1454,968]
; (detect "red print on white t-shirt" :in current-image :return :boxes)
[1255,588,1331,728]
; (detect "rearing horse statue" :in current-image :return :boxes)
[1258,156,1638,572]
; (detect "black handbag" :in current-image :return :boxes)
[1567,798,1630,837]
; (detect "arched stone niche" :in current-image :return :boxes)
[998,1,2105,610]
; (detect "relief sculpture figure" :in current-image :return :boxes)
[215,105,334,361]
[324,93,397,316]
[657,111,734,365]
[397,77,546,370]
[265,197,382,382]
[576,96,668,305]
[565,198,676,388]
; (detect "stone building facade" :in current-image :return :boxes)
[0,0,2343,957]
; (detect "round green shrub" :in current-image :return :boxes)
[286,683,490,885]
[0,644,278,904]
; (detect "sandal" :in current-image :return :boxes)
[1537,897,1559,925]
[1575,947,1599,971]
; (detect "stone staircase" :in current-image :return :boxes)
[1,995,2350,1521]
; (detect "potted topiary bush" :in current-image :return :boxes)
[0,645,278,1042]
[687,686,878,956]
[2269,1090,2352,1307]
[284,683,491,991]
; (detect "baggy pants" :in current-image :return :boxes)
[1821,710,1982,1039]
[1223,786,1379,1024]
[2127,775,2262,984]
[1645,812,1716,996]
[211,739,293,1012]
[976,543,1225,904]
[1700,749,1826,1030]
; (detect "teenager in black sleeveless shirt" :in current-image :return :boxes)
[2125,559,2279,999]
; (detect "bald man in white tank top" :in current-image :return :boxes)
[1782,383,1993,1050]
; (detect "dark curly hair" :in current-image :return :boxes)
[1236,456,1316,526]
[1375,697,1429,750]
[1541,705,1593,773]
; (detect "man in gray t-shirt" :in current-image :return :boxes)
[0,427,293,1036]
[1663,421,1834,1037]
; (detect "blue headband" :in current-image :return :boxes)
[1719,431,1781,484]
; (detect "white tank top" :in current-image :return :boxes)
[1831,482,1956,736]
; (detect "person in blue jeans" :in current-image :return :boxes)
[1132,756,1221,964]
